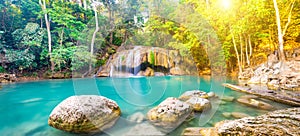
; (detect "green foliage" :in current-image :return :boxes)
[95,59,106,67]
[71,46,96,71]
[5,23,46,72]
[0,66,6,73]
[149,51,155,65]
[5,49,36,71]
[12,23,45,48]
[0,0,299,76]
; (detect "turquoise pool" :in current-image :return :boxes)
[0,76,291,135]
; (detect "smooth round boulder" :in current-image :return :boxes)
[186,97,211,112]
[48,95,121,133]
[179,90,209,101]
[147,97,193,132]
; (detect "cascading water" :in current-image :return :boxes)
[133,47,141,75]
[102,46,197,77]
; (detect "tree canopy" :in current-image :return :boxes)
[0,0,299,77]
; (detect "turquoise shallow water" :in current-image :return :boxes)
[0,76,291,135]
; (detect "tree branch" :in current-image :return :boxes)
[282,0,296,37]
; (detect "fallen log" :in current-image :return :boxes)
[223,83,300,106]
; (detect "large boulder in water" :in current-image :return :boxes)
[147,97,193,132]
[48,95,121,133]
[185,97,211,112]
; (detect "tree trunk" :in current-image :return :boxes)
[109,8,113,46]
[89,4,100,74]
[239,34,244,69]
[282,0,296,37]
[231,28,242,74]
[39,0,54,76]
[245,35,250,66]
[83,0,87,10]
[248,35,252,59]
[273,0,286,61]
[206,0,209,9]
[60,28,64,46]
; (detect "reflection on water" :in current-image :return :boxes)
[0,76,292,135]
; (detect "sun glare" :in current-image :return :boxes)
[221,0,231,9]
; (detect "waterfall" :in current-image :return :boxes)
[133,47,141,75]
[101,46,198,77]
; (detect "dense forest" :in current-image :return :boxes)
[0,0,299,78]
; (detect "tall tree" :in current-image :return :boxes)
[39,0,54,75]
[273,0,285,61]
[272,0,296,61]
[89,1,102,73]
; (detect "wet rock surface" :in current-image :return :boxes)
[185,97,211,112]
[220,96,235,102]
[223,83,300,106]
[237,96,274,110]
[182,107,300,136]
[48,95,121,133]
[182,127,217,136]
[147,97,193,133]
[179,90,209,101]
[217,107,300,136]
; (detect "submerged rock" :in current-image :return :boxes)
[48,95,121,133]
[220,96,235,102]
[182,127,217,136]
[125,122,165,136]
[127,112,145,123]
[147,97,192,133]
[185,97,211,112]
[179,90,209,101]
[231,112,250,119]
[237,97,274,110]
[222,112,231,118]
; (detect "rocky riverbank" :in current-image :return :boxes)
[0,73,16,83]
[182,107,300,136]
[239,54,300,91]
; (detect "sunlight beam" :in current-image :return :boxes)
[221,0,231,9]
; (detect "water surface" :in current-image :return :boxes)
[0,76,291,135]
